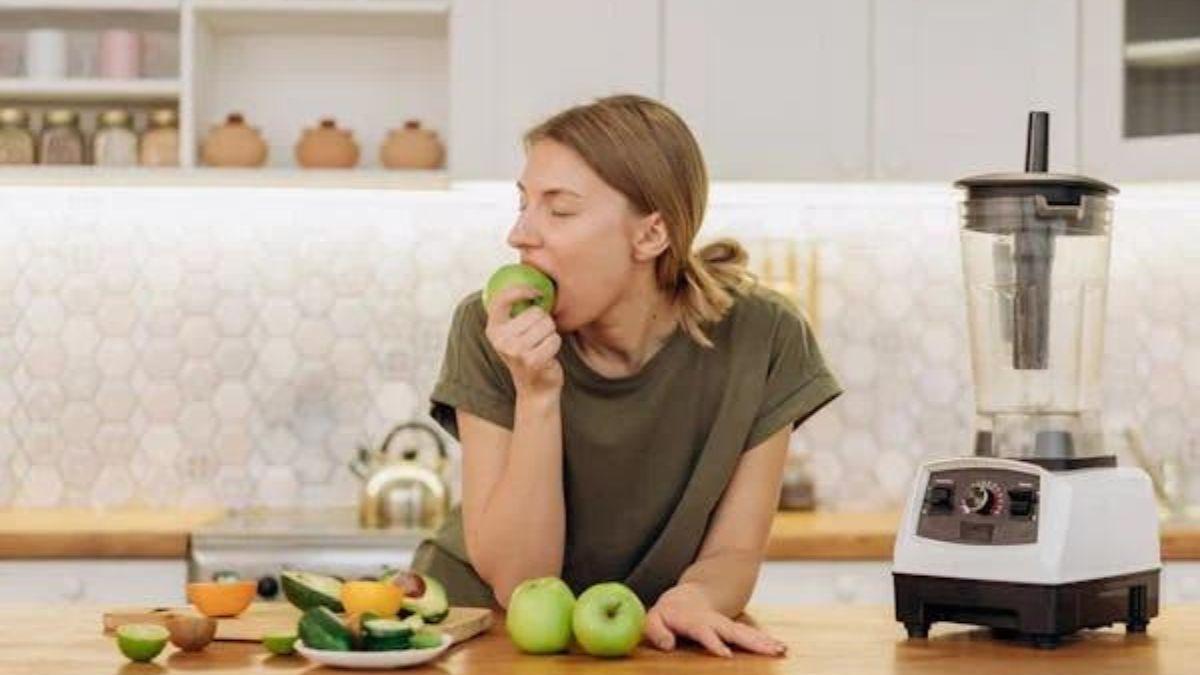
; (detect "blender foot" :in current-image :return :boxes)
[904,622,930,639]
[1032,635,1061,649]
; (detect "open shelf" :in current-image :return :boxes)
[0,166,449,189]
[183,0,450,169]
[0,0,451,178]
[0,78,180,102]
[0,0,178,9]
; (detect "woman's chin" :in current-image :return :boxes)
[551,308,576,332]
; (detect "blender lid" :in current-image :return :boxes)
[955,111,1118,203]
[955,172,1118,200]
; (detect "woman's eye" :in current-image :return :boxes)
[550,210,574,218]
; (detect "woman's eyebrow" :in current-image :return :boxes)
[515,181,582,199]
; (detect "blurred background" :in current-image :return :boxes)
[0,0,1198,608]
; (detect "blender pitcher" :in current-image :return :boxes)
[957,111,1118,467]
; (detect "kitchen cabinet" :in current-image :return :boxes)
[872,0,1079,180]
[661,0,870,181]
[753,561,1200,606]
[0,559,185,604]
[450,0,660,179]
[0,0,451,181]
[752,561,893,606]
[1080,0,1200,180]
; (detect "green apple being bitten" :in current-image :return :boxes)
[571,582,646,658]
[505,576,575,654]
[482,264,556,317]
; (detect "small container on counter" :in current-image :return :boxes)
[93,108,139,166]
[98,29,141,79]
[295,117,359,169]
[201,112,267,167]
[139,108,178,167]
[39,108,86,165]
[24,28,68,79]
[0,107,37,165]
[380,119,445,170]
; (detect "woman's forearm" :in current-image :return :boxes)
[674,548,763,617]
[469,392,565,606]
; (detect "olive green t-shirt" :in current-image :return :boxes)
[411,283,841,608]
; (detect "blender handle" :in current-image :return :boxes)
[1033,194,1085,221]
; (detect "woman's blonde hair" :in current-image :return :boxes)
[524,94,753,348]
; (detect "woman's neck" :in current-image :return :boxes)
[572,280,679,378]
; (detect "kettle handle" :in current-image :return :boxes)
[379,420,448,465]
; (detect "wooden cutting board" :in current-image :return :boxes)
[102,603,494,645]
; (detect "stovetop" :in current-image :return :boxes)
[192,507,430,546]
[188,508,431,591]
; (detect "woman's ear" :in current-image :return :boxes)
[631,212,670,262]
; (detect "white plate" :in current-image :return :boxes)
[295,633,453,669]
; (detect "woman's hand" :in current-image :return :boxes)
[485,286,563,398]
[643,583,787,658]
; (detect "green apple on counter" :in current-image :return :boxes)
[505,576,575,654]
[482,264,556,317]
[572,582,646,658]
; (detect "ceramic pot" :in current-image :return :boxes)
[380,120,444,170]
[295,117,359,169]
[200,112,267,167]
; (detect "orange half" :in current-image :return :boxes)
[187,580,257,618]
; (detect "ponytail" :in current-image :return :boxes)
[675,238,755,348]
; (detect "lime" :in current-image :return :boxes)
[262,632,299,656]
[116,623,169,662]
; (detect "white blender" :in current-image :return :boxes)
[892,112,1161,648]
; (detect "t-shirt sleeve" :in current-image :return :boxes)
[744,300,843,451]
[428,292,516,440]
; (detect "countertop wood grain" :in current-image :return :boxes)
[1,602,1197,674]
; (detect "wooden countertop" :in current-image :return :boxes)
[0,509,224,558]
[5,508,1200,561]
[2,603,1198,674]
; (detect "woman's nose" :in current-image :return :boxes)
[507,213,541,249]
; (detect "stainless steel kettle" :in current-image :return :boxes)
[351,421,451,531]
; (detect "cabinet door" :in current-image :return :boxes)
[662,0,870,180]
[450,0,661,179]
[0,560,186,605]
[874,0,1079,180]
[1080,0,1200,180]
[751,561,893,606]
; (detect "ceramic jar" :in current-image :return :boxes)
[98,29,140,79]
[295,117,359,169]
[200,112,267,167]
[380,120,444,170]
[92,108,138,166]
[39,108,85,165]
[24,29,68,79]
[139,108,178,167]
[0,107,36,165]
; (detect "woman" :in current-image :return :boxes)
[412,94,841,657]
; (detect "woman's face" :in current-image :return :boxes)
[510,139,653,331]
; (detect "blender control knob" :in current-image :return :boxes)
[964,483,994,514]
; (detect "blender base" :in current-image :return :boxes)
[894,569,1159,648]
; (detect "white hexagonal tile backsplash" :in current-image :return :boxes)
[1,184,1198,511]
